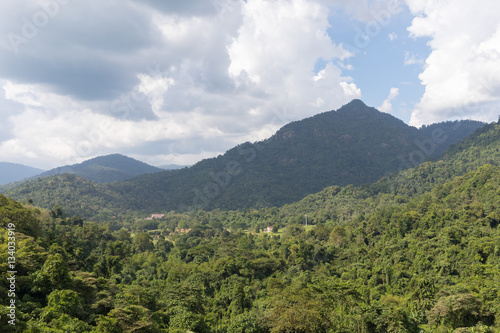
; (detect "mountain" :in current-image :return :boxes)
[0,162,45,185]
[37,154,163,183]
[107,100,484,211]
[4,100,486,217]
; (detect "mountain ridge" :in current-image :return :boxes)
[4,100,486,217]
[0,162,45,186]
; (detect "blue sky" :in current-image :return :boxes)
[326,5,430,122]
[0,0,499,169]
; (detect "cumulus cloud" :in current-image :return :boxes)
[0,0,362,169]
[378,87,399,114]
[227,0,358,119]
[406,0,500,126]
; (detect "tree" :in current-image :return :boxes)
[50,205,65,219]
[40,290,84,322]
[32,253,71,295]
[155,238,173,259]
[133,233,154,253]
[282,224,305,240]
[26,314,92,333]
[330,225,346,247]
[428,294,482,329]
[227,311,261,333]
[167,306,208,333]
[266,284,328,333]
[98,305,153,333]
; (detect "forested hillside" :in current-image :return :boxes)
[1,119,499,332]
[1,174,125,220]
[36,154,163,184]
[4,101,485,218]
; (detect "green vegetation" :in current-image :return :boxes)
[0,118,499,332]
[1,174,124,220]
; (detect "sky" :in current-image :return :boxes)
[0,0,499,170]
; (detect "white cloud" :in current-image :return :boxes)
[0,0,363,168]
[227,0,358,118]
[378,87,399,114]
[340,81,362,98]
[388,32,398,41]
[406,0,500,126]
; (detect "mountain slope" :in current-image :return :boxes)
[4,100,486,217]
[38,154,163,183]
[108,100,484,212]
[0,162,45,185]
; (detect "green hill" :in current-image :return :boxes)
[3,173,125,219]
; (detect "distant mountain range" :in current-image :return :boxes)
[0,162,45,185]
[4,100,486,217]
[0,154,163,191]
[36,154,163,183]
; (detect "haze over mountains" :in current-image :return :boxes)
[0,162,45,185]
[3,100,486,218]
[0,154,164,186]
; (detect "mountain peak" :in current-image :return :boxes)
[344,99,367,108]
[337,99,381,116]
